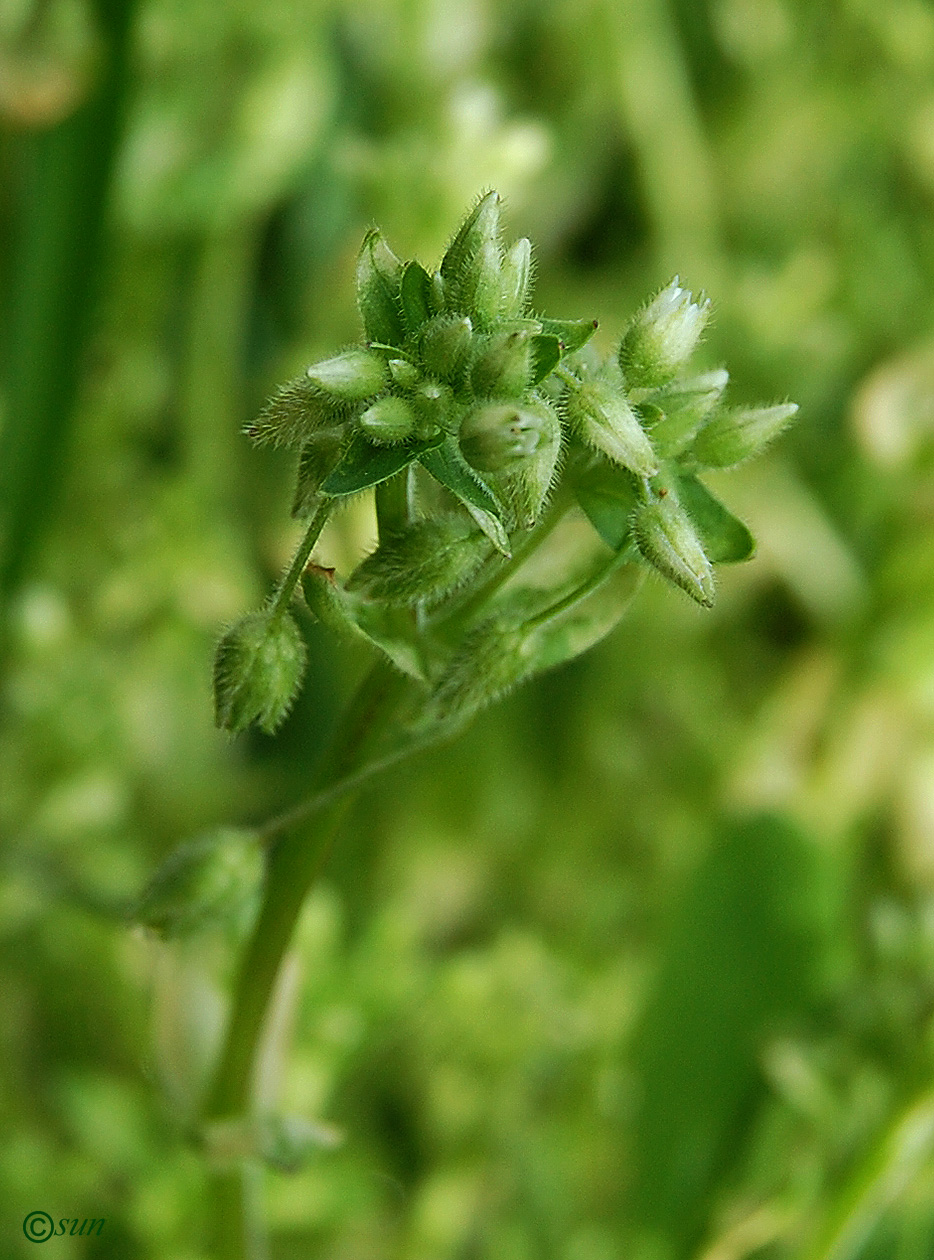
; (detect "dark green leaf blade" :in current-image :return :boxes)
[322,432,443,497]
[419,440,511,554]
[675,472,755,563]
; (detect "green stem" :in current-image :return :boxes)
[204,658,419,1258]
[374,468,411,540]
[269,502,331,619]
[526,543,638,632]
[435,481,575,629]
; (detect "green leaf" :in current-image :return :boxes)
[419,440,511,554]
[631,814,839,1247]
[322,432,443,497]
[539,317,598,355]
[575,462,640,551]
[674,472,755,563]
[400,260,434,337]
[529,334,562,385]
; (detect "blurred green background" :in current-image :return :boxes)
[3,0,934,1256]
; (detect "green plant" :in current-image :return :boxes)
[134,191,797,1257]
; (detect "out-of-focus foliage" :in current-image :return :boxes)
[2,0,934,1256]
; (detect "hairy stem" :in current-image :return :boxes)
[269,502,331,619]
[527,543,638,631]
[204,657,423,1258]
[435,480,575,629]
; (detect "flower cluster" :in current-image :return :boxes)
[214,192,797,734]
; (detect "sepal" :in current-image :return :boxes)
[306,349,388,400]
[439,190,504,327]
[245,377,346,449]
[690,402,798,468]
[358,395,417,444]
[356,229,405,346]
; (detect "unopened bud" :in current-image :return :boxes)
[301,566,366,642]
[471,329,532,398]
[214,610,307,734]
[346,519,489,606]
[619,278,710,388]
[648,368,728,458]
[460,402,546,472]
[463,398,561,524]
[306,349,388,400]
[358,395,416,444]
[499,237,533,318]
[245,378,346,449]
[565,379,657,478]
[419,315,473,384]
[131,828,262,939]
[439,191,504,327]
[431,618,533,719]
[292,431,344,517]
[632,495,715,608]
[356,229,405,347]
[387,357,419,390]
[690,402,799,468]
[410,380,453,438]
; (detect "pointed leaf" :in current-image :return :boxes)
[529,334,562,385]
[539,317,599,355]
[322,431,443,497]
[419,440,511,554]
[674,473,755,563]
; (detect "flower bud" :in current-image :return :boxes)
[471,329,533,398]
[647,368,728,458]
[356,229,405,346]
[306,349,388,400]
[618,278,710,388]
[439,191,504,327]
[387,357,419,390]
[462,398,561,525]
[357,395,416,444]
[131,828,262,939]
[499,237,533,318]
[245,377,346,449]
[431,618,533,719]
[632,495,715,608]
[301,565,367,642]
[690,402,799,469]
[292,431,344,517]
[214,610,307,734]
[460,402,546,472]
[419,315,473,384]
[565,379,657,478]
[410,380,453,438]
[346,519,489,606]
